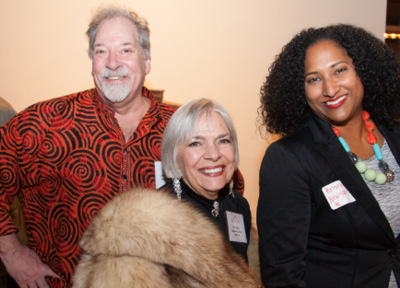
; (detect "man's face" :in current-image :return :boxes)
[92,16,151,105]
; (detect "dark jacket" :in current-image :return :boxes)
[257,115,400,288]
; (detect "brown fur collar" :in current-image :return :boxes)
[73,188,260,287]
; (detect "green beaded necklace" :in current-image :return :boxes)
[332,111,395,185]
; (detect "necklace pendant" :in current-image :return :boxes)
[384,170,395,182]
[379,160,395,182]
[211,201,219,218]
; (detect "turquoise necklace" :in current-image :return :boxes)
[332,111,395,185]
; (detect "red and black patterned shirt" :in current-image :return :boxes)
[0,87,175,287]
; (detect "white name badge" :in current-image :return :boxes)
[155,161,166,189]
[321,180,356,210]
[226,211,247,243]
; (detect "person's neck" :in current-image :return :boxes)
[332,116,364,143]
[102,93,150,143]
[181,180,219,201]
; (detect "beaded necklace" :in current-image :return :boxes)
[332,111,395,185]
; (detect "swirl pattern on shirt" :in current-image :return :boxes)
[0,88,175,287]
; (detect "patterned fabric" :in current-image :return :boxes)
[0,87,175,287]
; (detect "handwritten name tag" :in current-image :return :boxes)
[226,211,247,243]
[321,180,356,210]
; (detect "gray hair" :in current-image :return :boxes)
[86,6,151,60]
[162,98,239,179]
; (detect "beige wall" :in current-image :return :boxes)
[0,0,387,218]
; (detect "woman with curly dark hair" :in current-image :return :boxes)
[257,24,400,288]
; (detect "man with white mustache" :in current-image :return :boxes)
[0,6,177,288]
[99,67,131,103]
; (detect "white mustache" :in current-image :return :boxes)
[101,67,129,79]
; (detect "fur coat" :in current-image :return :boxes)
[72,188,261,288]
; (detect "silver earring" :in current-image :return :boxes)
[173,178,182,200]
[229,180,235,198]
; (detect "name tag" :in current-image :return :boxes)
[155,161,166,189]
[322,180,356,210]
[226,211,247,243]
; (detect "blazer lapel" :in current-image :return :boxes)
[310,116,395,242]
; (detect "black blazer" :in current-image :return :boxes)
[257,115,400,288]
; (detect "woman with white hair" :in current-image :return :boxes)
[161,98,253,261]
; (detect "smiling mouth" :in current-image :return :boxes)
[199,167,224,174]
[106,76,126,80]
[324,95,347,107]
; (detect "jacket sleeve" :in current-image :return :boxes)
[257,142,311,288]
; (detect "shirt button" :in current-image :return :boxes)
[123,174,127,180]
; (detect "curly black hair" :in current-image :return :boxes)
[258,24,400,136]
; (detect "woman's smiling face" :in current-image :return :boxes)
[304,40,364,126]
[177,112,235,200]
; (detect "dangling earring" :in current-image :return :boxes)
[229,180,235,198]
[173,178,182,200]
